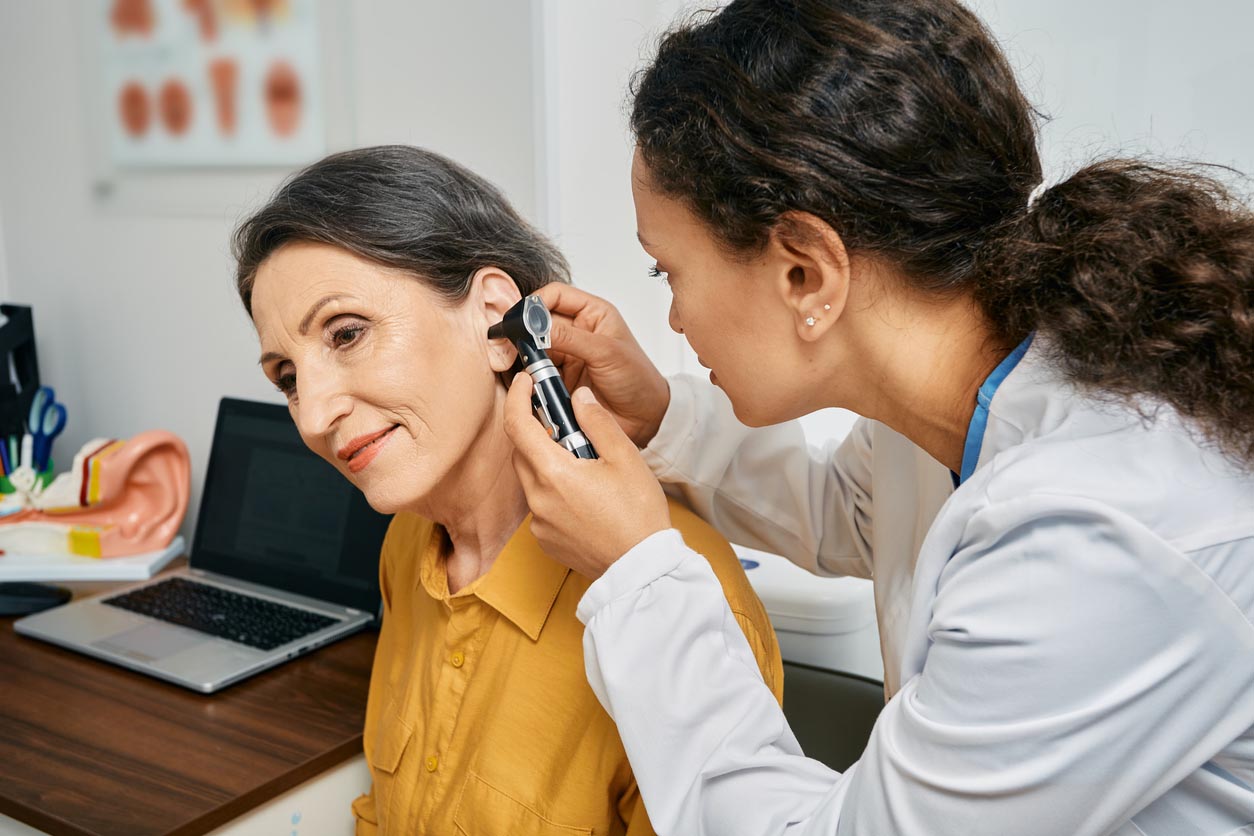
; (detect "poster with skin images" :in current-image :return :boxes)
[101,0,324,167]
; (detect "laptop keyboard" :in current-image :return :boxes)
[103,577,338,651]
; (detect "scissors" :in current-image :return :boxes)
[28,386,67,474]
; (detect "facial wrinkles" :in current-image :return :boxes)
[416,391,507,524]
[386,311,516,527]
[325,304,432,448]
[257,300,364,457]
[387,301,466,431]
[255,272,346,374]
[269,265,391,379]
[250,246,514,528]
[389,297,491,446]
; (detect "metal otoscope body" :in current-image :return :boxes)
[487,295,598,459]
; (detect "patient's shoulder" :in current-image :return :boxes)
[668,499,736,567]
[666,497,783,698]
[383,512,435,552]
[380,513,436,583]
[666,498,747,587]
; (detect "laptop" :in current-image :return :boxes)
[16,397,392,693]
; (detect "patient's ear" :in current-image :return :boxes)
[472,267,522,372]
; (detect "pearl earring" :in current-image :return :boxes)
[824,304,831,311]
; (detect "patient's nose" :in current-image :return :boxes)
[292,371,353,442]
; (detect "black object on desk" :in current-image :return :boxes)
[0,582,71,616]
[0,303,71,615]
[0,303,40,435]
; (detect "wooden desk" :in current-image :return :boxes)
[0,568,378,836]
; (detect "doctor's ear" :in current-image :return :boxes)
[769,212,851,340]
[472,267,523,372]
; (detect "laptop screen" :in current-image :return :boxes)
[191,397,392,615]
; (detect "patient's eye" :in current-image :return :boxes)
[647,264,670,285]
[329,318,365,348]
[275,370,297,396]
[333,325,361,346]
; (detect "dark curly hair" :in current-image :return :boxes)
[232,145,569,317]
[631,0,1254,466]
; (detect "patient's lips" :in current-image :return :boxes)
[338,426,398,474]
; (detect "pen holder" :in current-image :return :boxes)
[0,461,55,495]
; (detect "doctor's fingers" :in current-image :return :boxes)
[545,315,621,366]
[535,283,633,339]
[570,388,640,462]
[545,318,620,392]
[531,312,590,390]
[541,317,669,447]
[502,405,591,572]
[514,394,671,577]
[502,373,574,483]
[534,284,647,353]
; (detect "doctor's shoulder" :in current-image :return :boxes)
[963,396,1254,562]
[666,496,786,702]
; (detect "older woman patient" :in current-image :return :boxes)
[231,146,782,835]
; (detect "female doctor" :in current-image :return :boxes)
[502,0,1254,834]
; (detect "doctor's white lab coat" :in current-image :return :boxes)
[575,338,1254,836]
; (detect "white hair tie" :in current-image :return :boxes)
[1027,180,1051,210]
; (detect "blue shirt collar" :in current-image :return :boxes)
[953,333,1035,487]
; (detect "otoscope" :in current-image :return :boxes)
[488,295,598,460]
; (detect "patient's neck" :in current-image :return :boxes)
[417,392,529,595]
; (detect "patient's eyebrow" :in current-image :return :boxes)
[636,232,651,248]
[299,294,348,334]
[257,294,351,364]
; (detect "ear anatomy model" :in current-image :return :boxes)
[0,431,191,557]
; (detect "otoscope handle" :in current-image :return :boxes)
[525,356,598,460]
[569,443,597,460]
[488,295,596,459]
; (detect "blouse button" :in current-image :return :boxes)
[425,755,439,772]
[451,650,466,668]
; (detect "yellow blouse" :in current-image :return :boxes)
[351,497,782,835]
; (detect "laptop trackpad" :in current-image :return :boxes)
[94,624,205,662]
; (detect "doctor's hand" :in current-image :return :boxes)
[504,373,672,579]
[534,283,671,448]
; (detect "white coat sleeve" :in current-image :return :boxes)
[644,375,875,577]
[577,497,1254,836]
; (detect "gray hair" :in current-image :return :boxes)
[232,145,569,315]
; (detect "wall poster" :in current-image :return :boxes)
[100,0,325,167]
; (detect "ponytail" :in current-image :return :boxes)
[977,160,1254,466]
[631,0,1254,466]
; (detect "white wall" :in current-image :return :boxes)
[1,0,1251,543]
[540,0,1254,449]
[0,201,9,301]
[970,0,1254,181]
[0,0,537,538]
[534,0,689,375]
